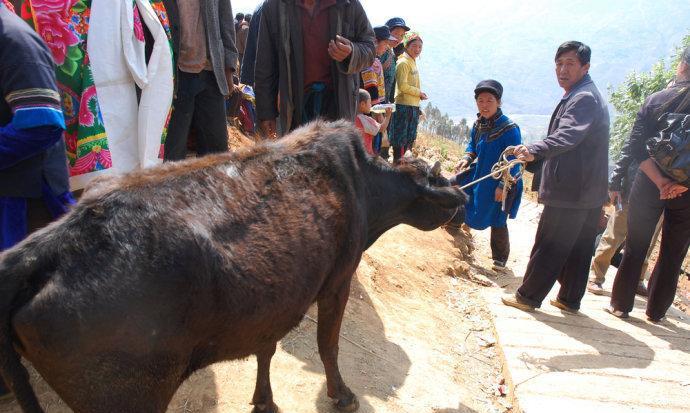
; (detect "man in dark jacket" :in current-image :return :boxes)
[239,2,264,86]
[503,41,610,312]
[587,134,662,296]
[163,0,238,161]
[607,47,690,322]
[254,0,375,138]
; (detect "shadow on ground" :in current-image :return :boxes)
[281,276,412,413]
[0,358,221,413]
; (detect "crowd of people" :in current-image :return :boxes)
[1,0,689,402]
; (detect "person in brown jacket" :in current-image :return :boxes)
[254,0,375,138]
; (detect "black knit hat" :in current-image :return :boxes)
[474,79,503,100]
[385,17,410,31]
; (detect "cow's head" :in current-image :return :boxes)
[392,157,467,231]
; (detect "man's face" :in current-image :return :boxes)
[555,50,590,93]
[390,27,406,46]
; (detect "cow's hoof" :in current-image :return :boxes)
[334,393,359,412]
[251,402,281,413]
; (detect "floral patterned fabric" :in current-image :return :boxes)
[1,0,14,12]
[21,0,174,185]
[22,0,112,178]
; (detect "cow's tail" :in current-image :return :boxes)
[0,246,46,413]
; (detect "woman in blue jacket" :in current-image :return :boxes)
[454,80,523,269]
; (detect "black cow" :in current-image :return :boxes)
[0,121,466,412]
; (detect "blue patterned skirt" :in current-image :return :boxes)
[389,104,420,148]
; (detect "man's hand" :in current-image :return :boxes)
[225,67,236,91]
[260,119,277,139]
[495,186,506,203]
[328,35,353,62]
[513,145,535,162]
[420,92,428,100]
[454,159,469,173]
[660,181,688,199]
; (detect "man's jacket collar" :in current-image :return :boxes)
[562,74,593,101]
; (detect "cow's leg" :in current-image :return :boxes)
[251,342,280,413]
[317,279,359,412]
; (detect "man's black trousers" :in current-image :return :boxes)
[517,205,602,309]
[164,70,228,161]
[611,172,690,320]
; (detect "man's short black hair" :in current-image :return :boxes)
[236,12,244,20]
[555,41,591,65]
[681,45,690,66]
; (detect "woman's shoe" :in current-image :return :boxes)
[604,306,629,319]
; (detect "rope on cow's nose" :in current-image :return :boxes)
[458,146,525,192]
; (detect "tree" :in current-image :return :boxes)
[420,102,470,144]
[609,34,690,160]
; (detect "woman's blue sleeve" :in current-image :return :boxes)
[0,124,64,170]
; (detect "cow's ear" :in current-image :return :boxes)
[421,186,467,209]
[430,161,441,177]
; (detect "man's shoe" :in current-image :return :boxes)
[636,282,649,297]
[604,306,629,319]
[550,299,578,314]
[587,281,605,295]
[646,315,665,323]
[501,294,535,312]
[492,260,507,271]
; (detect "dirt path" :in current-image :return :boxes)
[0,223,514,413]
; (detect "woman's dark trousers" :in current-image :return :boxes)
[491,226,510,264]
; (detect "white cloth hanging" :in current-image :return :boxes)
[80,0,173,189]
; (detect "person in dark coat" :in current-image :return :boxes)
[162,0,238,161]
[606,46,690,322]
[254,0,375,138]
[0,2,74,399]
[239,2,264,86]
[502,41,610,313]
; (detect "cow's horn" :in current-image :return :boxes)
[431,161,442,176]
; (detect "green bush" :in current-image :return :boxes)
[609,34,690,160]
